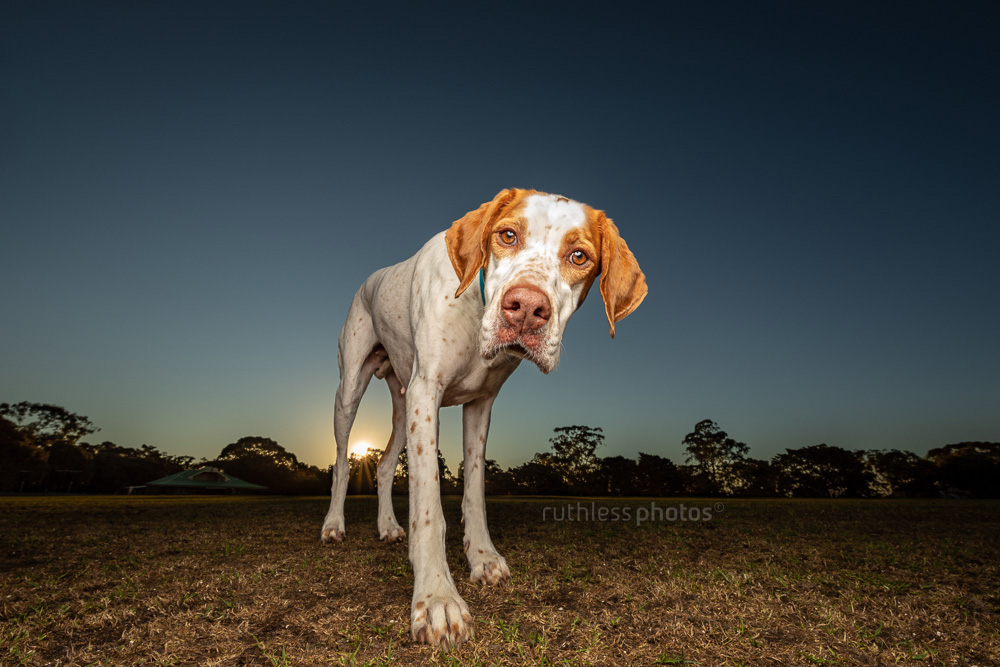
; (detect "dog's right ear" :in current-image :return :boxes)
[597,212,647,339]
[446,188,519,298]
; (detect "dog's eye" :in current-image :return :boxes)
[569,250,588,266]
[499,230,517,246]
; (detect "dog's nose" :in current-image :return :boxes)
[501,286,551,331]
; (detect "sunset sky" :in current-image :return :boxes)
[2,1,997,472]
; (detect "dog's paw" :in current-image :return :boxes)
[320,527,345,543]
[469,551,510,585]
[379,524,406,543]
[411,592,473,648]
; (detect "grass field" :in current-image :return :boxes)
[1,495,997,666]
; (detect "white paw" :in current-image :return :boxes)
[469,550,510,585]
[411,591,473,647]
[320,525,345,543]
[379,523,406,543]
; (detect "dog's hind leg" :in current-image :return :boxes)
[375,365,407,542]
[321,295,383,543]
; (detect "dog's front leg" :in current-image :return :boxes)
[462,396,510,585]
[406,378,472,647]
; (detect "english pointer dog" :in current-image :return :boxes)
[321,188,646,646]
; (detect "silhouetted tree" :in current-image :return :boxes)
[214,436,301,493]
[772,444,873,497]
[926,442,1000,498]
[0,402,97,449]
[0,416,46,492]
[594,456,639,496]
[484,459,516,495]
[0,403,99,491]
[219,436,298,469]
[541,425,605,494]
[863,449,937,497]
[729,458,777,497]
[80,441,184,492]
[508,460,568,495]
[683,419,749,495]
[634,452,683,496]
[294,463,331,494]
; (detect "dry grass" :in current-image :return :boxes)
[0,495,997,666]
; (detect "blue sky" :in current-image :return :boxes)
[2,1,997,472]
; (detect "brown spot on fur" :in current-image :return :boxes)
[417,445,424,456]
[415,601,426,610]
[425,415,431,422]
[425,520,431,526]
[410,422,417,434]
[434,472,438,481]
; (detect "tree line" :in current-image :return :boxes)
[0,403,329,494]
[2,403,997,497]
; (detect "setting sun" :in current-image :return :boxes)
[350,440,374,457]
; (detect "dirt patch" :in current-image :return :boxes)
[1,496,997,665]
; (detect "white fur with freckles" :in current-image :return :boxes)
[319,191,630,649]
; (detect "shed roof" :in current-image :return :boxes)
[146,466,267,490]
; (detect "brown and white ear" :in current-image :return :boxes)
[598,212,647,338]
[445,188,518,297]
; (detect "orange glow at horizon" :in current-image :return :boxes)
[350,440,373,457]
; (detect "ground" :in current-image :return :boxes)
[0,495,997,666]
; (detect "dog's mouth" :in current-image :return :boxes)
[483,340,532,360]
[483,339,554,374]
[481,307,558,374]
[503,343,530,358]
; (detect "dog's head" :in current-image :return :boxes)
[445,188,646,373]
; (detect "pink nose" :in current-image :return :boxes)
[501,286,551,331]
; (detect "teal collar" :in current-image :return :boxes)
[478,267,486,305]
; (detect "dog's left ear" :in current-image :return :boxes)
[446,188,520,298]
[597,212,647,338]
